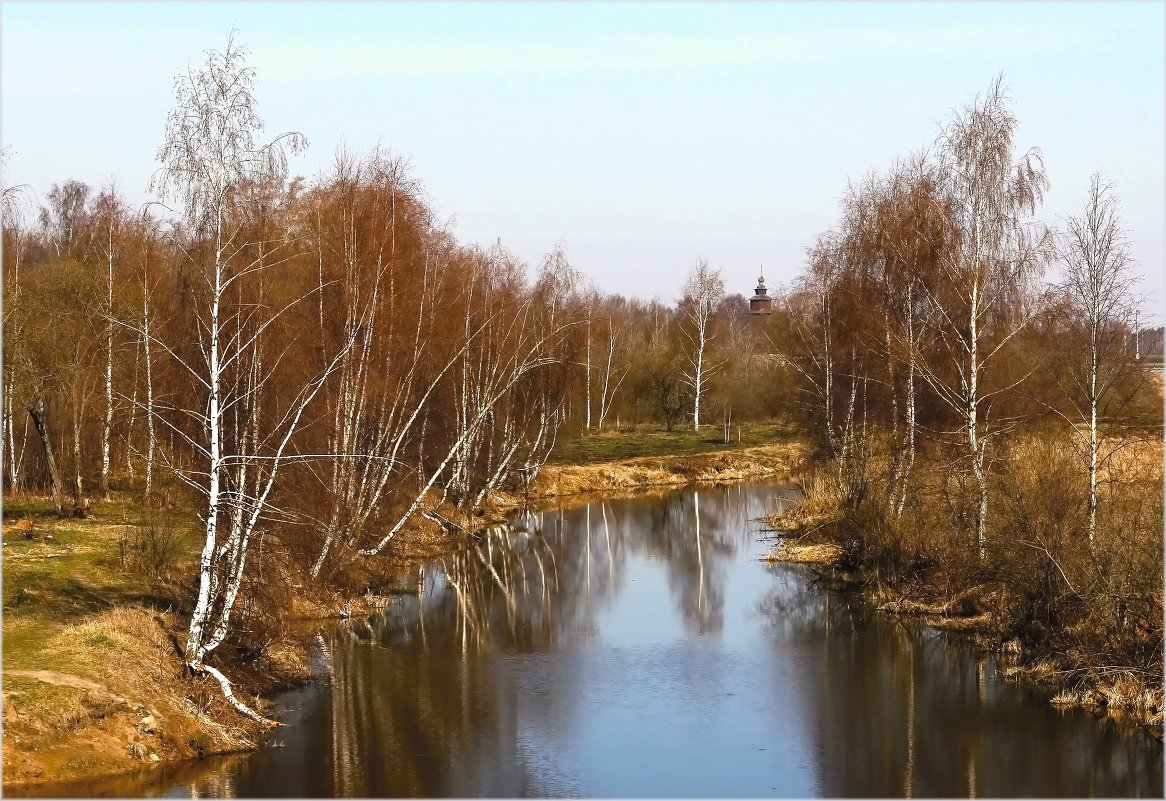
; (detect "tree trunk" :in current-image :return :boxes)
[1087,339,1099,545]
[28,399,66,516]
[187,209,225,666]
[584,311,592,432]
[968,279,987,558]
[693,333,703,431]
[4,385,20,491]
[72,392,86,515]
[897,286,917,517]
[143,292,156,497]
[101,235,114,498]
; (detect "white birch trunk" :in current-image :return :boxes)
[897,284,917,517]
[101,229,114,498]
[187,205,225,665]
[143,288,155,497]
[1088,337,1098,545]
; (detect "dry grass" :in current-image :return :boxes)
[1,493,312,789]
[531,441,811,500]
[762,540,842,566]
[762,467,844,534]
[549,419,804,464]
[1,606,289,787]
[1017,665,1166,729]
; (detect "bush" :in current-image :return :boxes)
[118,503,190,577]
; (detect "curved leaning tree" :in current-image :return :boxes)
[148,33,348,723]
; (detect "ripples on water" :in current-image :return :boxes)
[19,482,1164,798]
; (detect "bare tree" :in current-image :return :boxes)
[679,259,725,430]
[1059,173,1140,544]
[920,75,1050,555]
[39,180,93,261]
[594,306,628,432]
[92,187,128,499]
[776,235,842,451]
[149,32,344,723]
[7,261,101,515]
[2,148,33,492]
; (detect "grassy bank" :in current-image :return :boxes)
[0,495,318,786]
[764,433,1164,733]
[2,423,812,789]
[548,420,804,464]
[530,422,809,500]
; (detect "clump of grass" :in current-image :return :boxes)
[764,465,844,533]
[1047,671,1163,727]
[763,540,842,565]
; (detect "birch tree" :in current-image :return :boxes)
[1059,173,1139,544]
[2,152,32,491]
[921,75,1050,555]
[359,246,573,557]
[92,187,129,498]
[132,212,163,497]
[776,235,843,451]
[149,33,346,723]
[305,153,471,576]
[594,301,629,432]
[679,259,724,431]
[6,260,101,515]
[851,159,949,515]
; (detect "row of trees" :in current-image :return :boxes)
[777,75,1160,677]
[782,75,1150,546]
[0,36,788,719]
[11,34,1151,719]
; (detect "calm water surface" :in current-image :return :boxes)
[26,482,1165,797]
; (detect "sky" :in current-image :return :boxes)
[2,1,1164,316]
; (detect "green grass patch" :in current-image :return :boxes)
[549,419,803,465]
[2,492,198,659]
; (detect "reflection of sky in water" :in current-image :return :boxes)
[16,482,1160,798]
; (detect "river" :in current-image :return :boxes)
[22,482,1164,797]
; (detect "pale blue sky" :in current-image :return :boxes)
[2,2,1163,313]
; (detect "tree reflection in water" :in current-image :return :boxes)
[306,485,788,796]
[71,481,1158,799]
[756,574,1164,797]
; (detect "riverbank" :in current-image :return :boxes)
[530,440,810,500]
[0,493,321,786]
[762,433,1165,735]
[2,429,812,789]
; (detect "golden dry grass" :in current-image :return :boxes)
[1046,672,1163,728]
[1,606,286,788]
[762,540,842,565]
[1,494,314,789]
[532,441,811,500]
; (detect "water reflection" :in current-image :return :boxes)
[759,571,1164,797]
[14,482,1160,798]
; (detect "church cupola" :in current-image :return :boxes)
[749,267,773,314]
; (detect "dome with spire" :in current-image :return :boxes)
[749,267,772,314]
